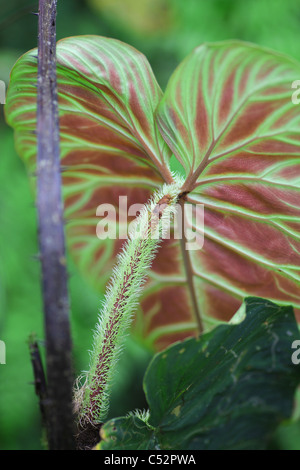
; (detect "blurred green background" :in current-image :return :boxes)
[0,0,300,450]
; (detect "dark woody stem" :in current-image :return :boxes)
[36,0,75,449]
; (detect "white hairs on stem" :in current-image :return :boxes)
[75,175,184,426]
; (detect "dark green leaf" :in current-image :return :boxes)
[99,415,159,450]
[99,297,300,450]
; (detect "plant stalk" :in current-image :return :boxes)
[37,0,75,449]
[75,178,184,432]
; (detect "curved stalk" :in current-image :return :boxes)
[75,176,184,427]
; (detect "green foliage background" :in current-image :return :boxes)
[0,0,300,449]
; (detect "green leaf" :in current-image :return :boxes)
[5,38,300,348]
[99,414,159,450]
[4,36,173,293]
[156,40,300,326]
[99,297,300,450]
[5,36,188,349]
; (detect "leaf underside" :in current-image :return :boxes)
[5,37,300,348]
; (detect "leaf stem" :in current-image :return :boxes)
[75,177,184,428]
[179,199,204,334]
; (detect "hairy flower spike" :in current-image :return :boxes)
[76,175,184,426]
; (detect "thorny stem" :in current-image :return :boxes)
[37,0,75,449]
[75,178,184,430]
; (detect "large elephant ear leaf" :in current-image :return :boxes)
[157,41,300,323]
[5,35,173,289]
[5,35,197,350]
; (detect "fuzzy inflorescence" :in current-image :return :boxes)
[75,175,184,426]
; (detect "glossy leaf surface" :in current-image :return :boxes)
[99,298,300,450]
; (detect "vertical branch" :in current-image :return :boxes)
[37,0,75,449]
